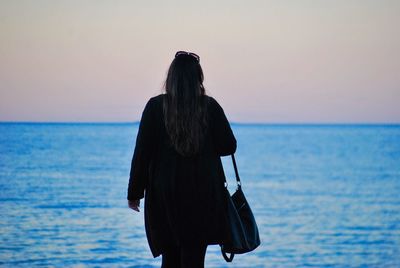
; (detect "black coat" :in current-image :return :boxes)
[127,94,237,257]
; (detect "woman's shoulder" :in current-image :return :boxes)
[204,95,225,113]
[147,93,216,103]
[146,93,222,110]
[144,94,165,110]
[148,93,165,103]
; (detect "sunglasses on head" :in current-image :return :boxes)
[175,51,200,63]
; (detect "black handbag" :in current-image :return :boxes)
[220,154,261,262]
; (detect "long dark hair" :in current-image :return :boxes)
[163,52,208,156]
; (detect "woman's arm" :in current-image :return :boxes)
[127,98,156,201]
[210,97,237,156]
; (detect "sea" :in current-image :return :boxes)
[0,123,399,268]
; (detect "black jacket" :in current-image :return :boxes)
[127,94,237,257]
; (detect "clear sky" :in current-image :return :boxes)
[0,0,399,123]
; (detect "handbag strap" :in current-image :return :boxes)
[221,249,235,262]
[231,154,241,187]
[223,154,241,188]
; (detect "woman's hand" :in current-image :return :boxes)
[128,199,140,212]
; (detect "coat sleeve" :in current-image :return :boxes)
[127,98,156,200]
[210,97,237,156]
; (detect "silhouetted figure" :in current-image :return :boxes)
[127,51,237,268]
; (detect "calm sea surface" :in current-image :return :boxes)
[0,123,399,267]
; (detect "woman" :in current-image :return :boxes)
[127,51,237,268]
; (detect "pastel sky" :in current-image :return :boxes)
[0,0,399,123]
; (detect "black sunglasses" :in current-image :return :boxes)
[175,51,200,63]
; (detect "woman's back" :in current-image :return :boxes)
[128,93,236,255]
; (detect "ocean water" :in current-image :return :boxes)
[0,123,399,268]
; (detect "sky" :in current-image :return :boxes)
[0,0,399,123]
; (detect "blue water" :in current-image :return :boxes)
[1,123,400,267]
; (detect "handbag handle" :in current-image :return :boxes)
[224,154,241,188]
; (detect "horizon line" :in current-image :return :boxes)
[1,121,400,126]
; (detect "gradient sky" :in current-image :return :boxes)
[0,0,399,123]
